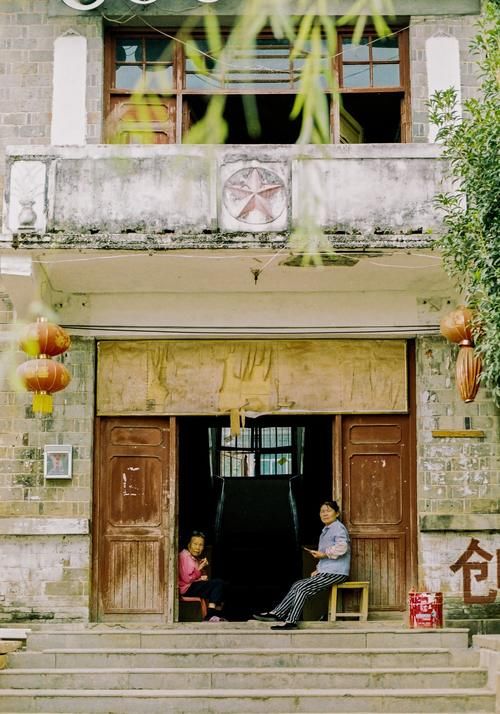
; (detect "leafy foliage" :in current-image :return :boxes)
[428,1,500,403]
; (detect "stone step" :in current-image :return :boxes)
[0,687,495,713]
[25,627,470,651]
[0,665,488,690]
[7,646,479,670]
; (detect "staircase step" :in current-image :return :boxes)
[25,627,470,651]
[0,665,488,690]
[7,646,479,669]
[0,687,495,713]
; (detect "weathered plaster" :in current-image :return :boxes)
[3,144,449,237]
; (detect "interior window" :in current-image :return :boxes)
[209,425,305,478]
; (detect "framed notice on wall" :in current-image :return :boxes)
[44,445,72,480]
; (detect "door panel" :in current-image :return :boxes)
[342,415,415,611]
[94,417,172,621]
[103,538,162,613]
[108,96,176,143]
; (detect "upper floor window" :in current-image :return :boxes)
[105,29,410,144]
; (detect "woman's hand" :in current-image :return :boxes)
[311,570,319,576]
[308,549,326,560]
[199,557,209,569]
[199,575,208,581]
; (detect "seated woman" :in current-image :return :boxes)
[178,531,227,622]
[253,500,350,630]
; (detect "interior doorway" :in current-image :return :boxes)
[178,416,333,621]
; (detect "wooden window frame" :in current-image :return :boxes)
[104,28,411,143]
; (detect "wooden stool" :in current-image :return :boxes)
[180,596,208,621]
[328,581,369,622]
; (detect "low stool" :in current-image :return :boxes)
[179,595,208,621]
[329,581,369,622]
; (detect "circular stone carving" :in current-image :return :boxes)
[222,167,286,225]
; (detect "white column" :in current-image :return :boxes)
[426,34,462,143]
[51,31,87,146]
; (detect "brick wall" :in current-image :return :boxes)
[0,0,103,197]
[0,296,95,621]
[410,14,481,141]
[416,336,500,632]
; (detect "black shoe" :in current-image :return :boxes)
[271,621,298,630]
[252,612,281,622]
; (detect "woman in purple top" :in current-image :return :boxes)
[253,500,350,630]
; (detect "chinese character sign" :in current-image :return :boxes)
[450,538,499,604]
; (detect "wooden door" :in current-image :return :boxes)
[107,96,176,143]
[92,417,176,622]
[341,415,416,611]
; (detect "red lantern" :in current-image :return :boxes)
[456,346,482,403]
[16,358,71,414]
[20,317,71,357]
[439,306,475,346]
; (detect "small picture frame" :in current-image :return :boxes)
[44,445,72,480]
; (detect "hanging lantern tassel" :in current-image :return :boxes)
[456,346,482,403]
[16,358,71,415]
[32,392,53,414]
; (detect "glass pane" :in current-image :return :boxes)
[261,427,275,449]
[185,40,224,89]
[224,40,293,89]
[373,64,400,86]
[115,64,143,90]
[116,39,142,63]
[260,453,292,475]
[342,64,370,87]
[294,40,329,90]
[145,38,172,62]
[372,36,399,61]
[221,427,252,449]
[276,426,292,447]
[220,450,256,477]
[342,37,369,61]
[145,64,173,91]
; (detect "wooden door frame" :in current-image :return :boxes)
[90,415,178,623]
[332,340,418,606]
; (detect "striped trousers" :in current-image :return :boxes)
[271,573,348,624]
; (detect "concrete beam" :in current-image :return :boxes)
[49,0,481,18]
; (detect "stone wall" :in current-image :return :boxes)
[416,336,500,633]
[0,297,95,621]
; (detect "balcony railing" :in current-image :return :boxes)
[3,144,447,242]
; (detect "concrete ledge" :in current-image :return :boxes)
[474,635,500,652]
[0,629,31,640]
[419,514,500,532]
[0,518,89,535]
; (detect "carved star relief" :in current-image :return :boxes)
[223,167,286,225]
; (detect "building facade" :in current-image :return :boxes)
[0,0,498,632]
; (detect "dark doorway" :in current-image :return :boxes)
[178,416,333,620]
[340,92,402,142]
[185,95,304,144]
